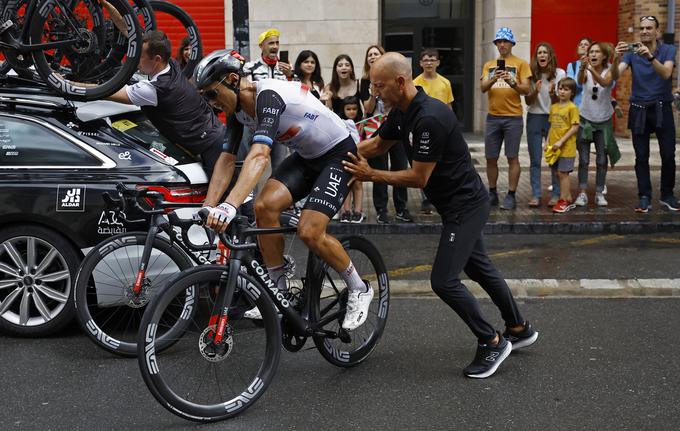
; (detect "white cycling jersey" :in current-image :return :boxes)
[235,79,350,159]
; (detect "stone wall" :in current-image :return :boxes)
[223,0,380,86]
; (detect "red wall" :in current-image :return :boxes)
[531,0,619,70]
[155,0,226,59]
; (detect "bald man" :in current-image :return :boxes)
[344,53,538,379]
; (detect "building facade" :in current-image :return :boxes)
[165,0,678,135]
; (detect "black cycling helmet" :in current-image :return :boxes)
[193,49,246,89]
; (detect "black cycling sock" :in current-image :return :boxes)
[508,190,516,196]
[489,187,497,194]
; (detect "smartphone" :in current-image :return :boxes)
[628,42,641,52]
[496,59,505,71]
[279,50,289,63]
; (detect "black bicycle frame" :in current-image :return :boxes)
[210,217,347,343]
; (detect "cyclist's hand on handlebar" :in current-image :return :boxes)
[204,203,237,233]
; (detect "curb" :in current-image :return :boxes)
[328,222,680,235]
[388,279,680,298]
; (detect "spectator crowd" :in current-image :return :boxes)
[184,17,680,220]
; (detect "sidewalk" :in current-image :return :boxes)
[329,134,680,234]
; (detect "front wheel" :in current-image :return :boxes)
[309,236,390,367]
[137,265,281,422]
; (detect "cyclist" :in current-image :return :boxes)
[343,52,538,378]
[195,50,373,330]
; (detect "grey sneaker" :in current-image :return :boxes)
[376,211,389,224]
[489,190,499,206]
[659,196,680,211]
[595,193,608,207]
[500,194,516,210]
[574,192,588,207]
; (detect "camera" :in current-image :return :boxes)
[628,42,641,52]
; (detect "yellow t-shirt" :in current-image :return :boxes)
[413,73,454,104]
[548,102,580,158]
[481,54,531,116]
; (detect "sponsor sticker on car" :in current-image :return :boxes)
[56,185,86,212]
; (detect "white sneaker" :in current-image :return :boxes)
[602,185,608,195]
[574,192,588,207]
[243,306,262,320]
[596,193,608,206]
[342,284,374,331]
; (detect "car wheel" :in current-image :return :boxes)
[0,225,80,337]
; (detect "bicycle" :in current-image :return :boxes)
[137,210,390,422]
[74,183,216,357]
[0,0,143,100]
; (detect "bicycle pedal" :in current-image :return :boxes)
[0,20,13,34]
[338,328,352,343]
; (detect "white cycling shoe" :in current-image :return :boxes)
[243,306,262,320]
[342,283,374,331]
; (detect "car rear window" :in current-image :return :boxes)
[109,111,200,166]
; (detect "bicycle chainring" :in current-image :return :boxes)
[282,328,307,352]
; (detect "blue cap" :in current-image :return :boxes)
[493,27,516,45]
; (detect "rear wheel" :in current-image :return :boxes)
[0,225,79,337]
[309,236,389,367]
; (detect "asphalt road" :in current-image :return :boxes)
[282,233,680,280]
[2,297,679,430]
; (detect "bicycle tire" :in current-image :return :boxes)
[28,0,143,101]
[131,0,156,33]
[138,265,281,422]
[309,235,390,367]
[74,232,193,357]
[149,0,202,78]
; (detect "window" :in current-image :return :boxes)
[0,116,101,167]
[383,0,469,20]
[109,112,199,166]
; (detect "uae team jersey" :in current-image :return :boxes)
[233,79,351,159]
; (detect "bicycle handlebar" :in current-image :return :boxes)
[194,208,298,252]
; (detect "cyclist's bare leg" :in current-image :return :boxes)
[297,209,350,273]
[253,179,293,268]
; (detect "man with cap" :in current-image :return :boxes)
[242,28,294,171]
[480,27,532,210]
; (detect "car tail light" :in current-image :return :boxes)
[138,185,208,206]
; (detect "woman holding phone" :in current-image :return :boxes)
[574,42,620,207]
[524,42,565,207]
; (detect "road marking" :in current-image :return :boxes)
[569,234,625,246]
[650,237,680,245]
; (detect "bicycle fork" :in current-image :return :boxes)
[207,257,241,345]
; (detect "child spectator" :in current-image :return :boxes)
[338,96,365,223]
[546,78,580,213]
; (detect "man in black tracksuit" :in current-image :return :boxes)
[343,52,538,379]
